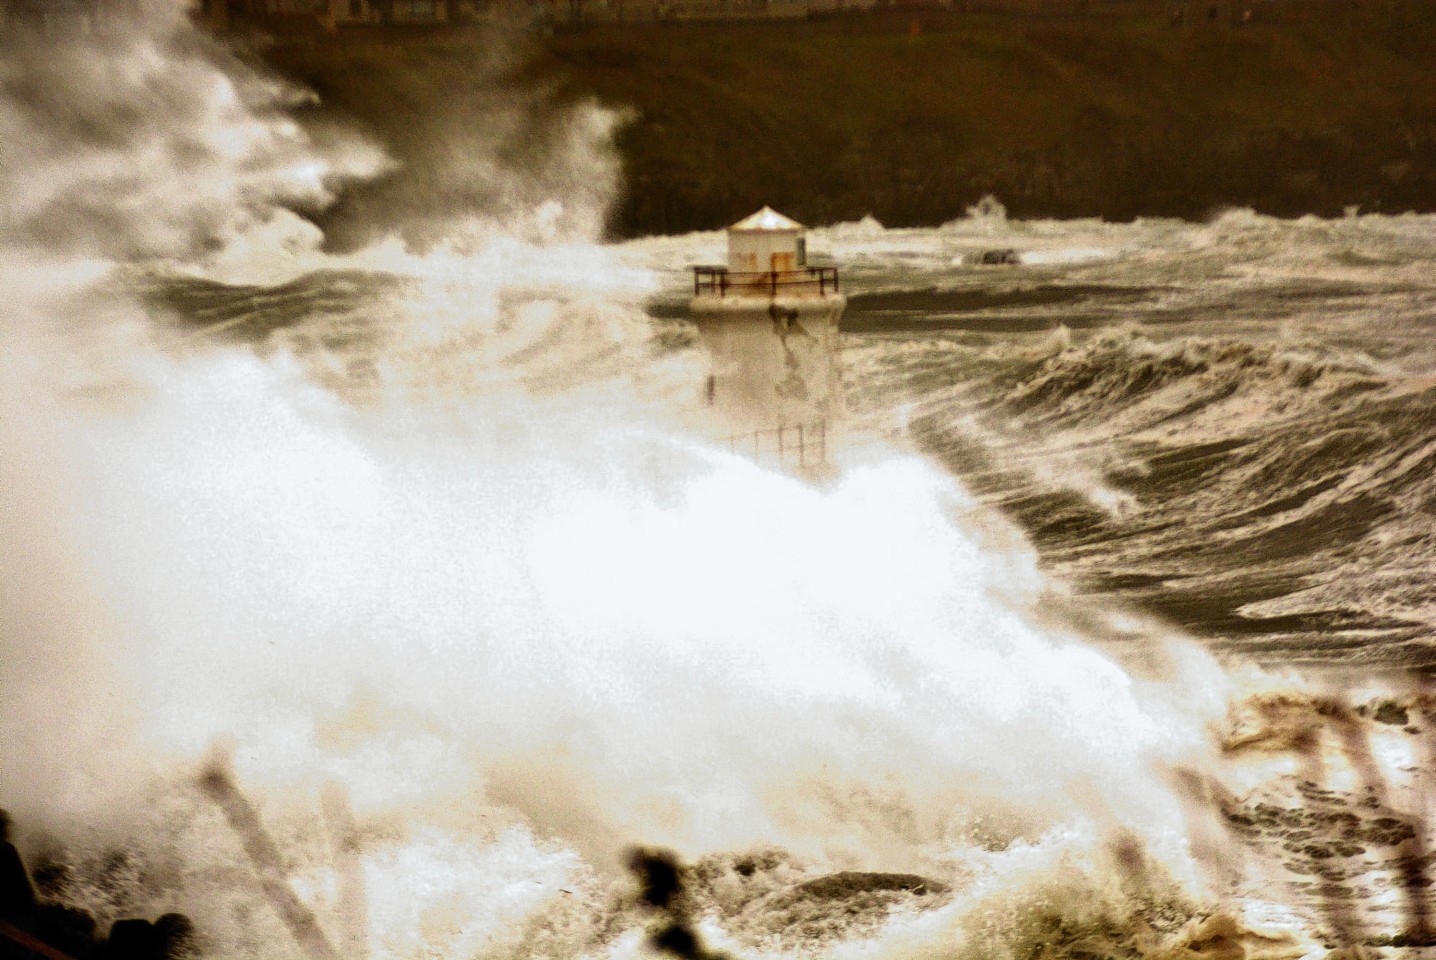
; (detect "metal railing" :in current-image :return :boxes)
[725,420,828,468]
[693,266,840,298]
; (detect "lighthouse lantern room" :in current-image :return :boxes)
[727,206,806,273]
[690,207,847,464]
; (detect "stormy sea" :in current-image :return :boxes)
[5,6,1436,960]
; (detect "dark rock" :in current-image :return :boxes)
[35,903,99,959]
[1373,701,1409,726]
[970,248,1021,266]
[156,914,197,960]
[795,871,949,899]
[107,918,163,960]
[0,811,36,922]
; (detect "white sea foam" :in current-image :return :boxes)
[15,10,1436,960]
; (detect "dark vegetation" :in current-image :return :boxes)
[628,847,734,960]
[0,809,194,960]
[254,1,1436,241]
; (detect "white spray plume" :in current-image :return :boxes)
[0,9,1246,960]
[0,1,384,263]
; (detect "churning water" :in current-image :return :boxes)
[5,6,1436,960]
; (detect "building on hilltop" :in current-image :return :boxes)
[185,0,1169,30]
[654,0,808,22]
[207,0,494,28]
[0,0,145,31]
[204,0,818,28]
[543,0,810,24]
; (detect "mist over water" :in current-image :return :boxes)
[6,8,1436,960]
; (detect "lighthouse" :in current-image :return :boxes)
[690,207,847,467]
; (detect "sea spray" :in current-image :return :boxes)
[0,9,1301,960]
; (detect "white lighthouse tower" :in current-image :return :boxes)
[690,207,846,467]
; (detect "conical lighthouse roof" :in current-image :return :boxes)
[729,206,805,232]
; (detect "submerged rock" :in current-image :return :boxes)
[1372,701,1410,726]
[794,872,949,899]
[967,248,1021,266]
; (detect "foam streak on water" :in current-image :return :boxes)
[806,207,1436,667]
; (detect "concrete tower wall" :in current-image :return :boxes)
[690,294,846,434]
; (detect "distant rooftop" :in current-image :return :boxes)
[730,206,804,232]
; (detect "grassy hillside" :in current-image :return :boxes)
[258,1,1436,242]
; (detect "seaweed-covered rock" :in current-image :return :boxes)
[795,872,949,899]
[1373,701,1409,726]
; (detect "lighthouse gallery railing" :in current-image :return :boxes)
[724,420,828,468]
[692,266,839,298]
